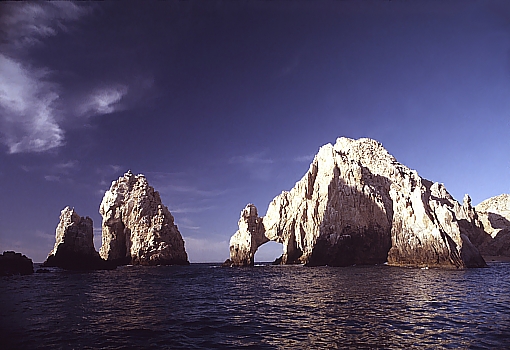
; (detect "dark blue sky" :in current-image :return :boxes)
[1,1,509,262]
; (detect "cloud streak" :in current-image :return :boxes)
[0,54,64,153]
[0,2,90,50]
[78,85,128,117]
[0,2,130,154]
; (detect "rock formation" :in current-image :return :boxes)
[0,251,33,276]
[228,204,269,266]
[228,137,486,268]
[99,171,189,266]
[43,207,113,270]
[474,194,510,257]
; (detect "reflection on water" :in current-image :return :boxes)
[1,263,509,349]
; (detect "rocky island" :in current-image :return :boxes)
[0,251,33,276]
[43,171,189,270]
[99,171,189,266]
[227,137,488,268]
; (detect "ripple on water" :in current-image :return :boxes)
[0,263,509,349]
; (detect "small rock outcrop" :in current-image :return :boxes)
[99,171,189,266]
[474,194,510,257]
[229,204,269,266]
[228,137,486,268]
[43,207,113,270]
[0,251,33,276]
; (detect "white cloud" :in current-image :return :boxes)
[0,54,64,153]
[78,85,128,117]
[0,2,129,154]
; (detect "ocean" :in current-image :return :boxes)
[1,262,509,349]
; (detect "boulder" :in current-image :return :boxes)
[99,171,189,266]
[43,207,114,270]
[228,137,486,268]
[0,251,33,276]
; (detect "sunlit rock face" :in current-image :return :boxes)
[43,207,112,270]
[229,137,486,268]
[229,204,269,266]
[474,194,510,257]
[99,171,189,266]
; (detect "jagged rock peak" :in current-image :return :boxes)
[43,207,112,270]
[99,171,189,266]
[228,137,486,268]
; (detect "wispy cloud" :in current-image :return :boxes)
[0,2,91,50]
[229,153,274,165]
[163,184,226,197]
[182,236,229,263]
[293,154,314,163]
[0,54,64,153]
[44,175,60,182]
[0,2,130,154]
[229,151,275,181]
[170,205,215,214]
[78,85,128,117]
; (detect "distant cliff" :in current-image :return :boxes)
[473,194,510,257]
[228,137,487,268]
[99,171,189,266]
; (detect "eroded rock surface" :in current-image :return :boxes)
[43,207,112,270]
[229,137,486,268]
[474,194,510,256]
[99,171,189,266]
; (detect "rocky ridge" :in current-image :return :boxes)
[228,137,487,268]
[99,171,189,266]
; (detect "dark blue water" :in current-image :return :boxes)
[1,262,509,349]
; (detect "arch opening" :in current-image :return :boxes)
[254,240,283,263]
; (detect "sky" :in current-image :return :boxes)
[0,1,509,263]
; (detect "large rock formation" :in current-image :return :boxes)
[474,194,510,257]
[228,137,486,268]
[0,251,33,276]
[43,207,113,270]
[99,171,189,266]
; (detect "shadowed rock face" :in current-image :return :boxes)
[0,251,33,276]
[474,194,510,257]
[43,207,113,270]
[229,137,486,268]
[99,171,189,266]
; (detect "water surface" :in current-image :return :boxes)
[1,262,509,349]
